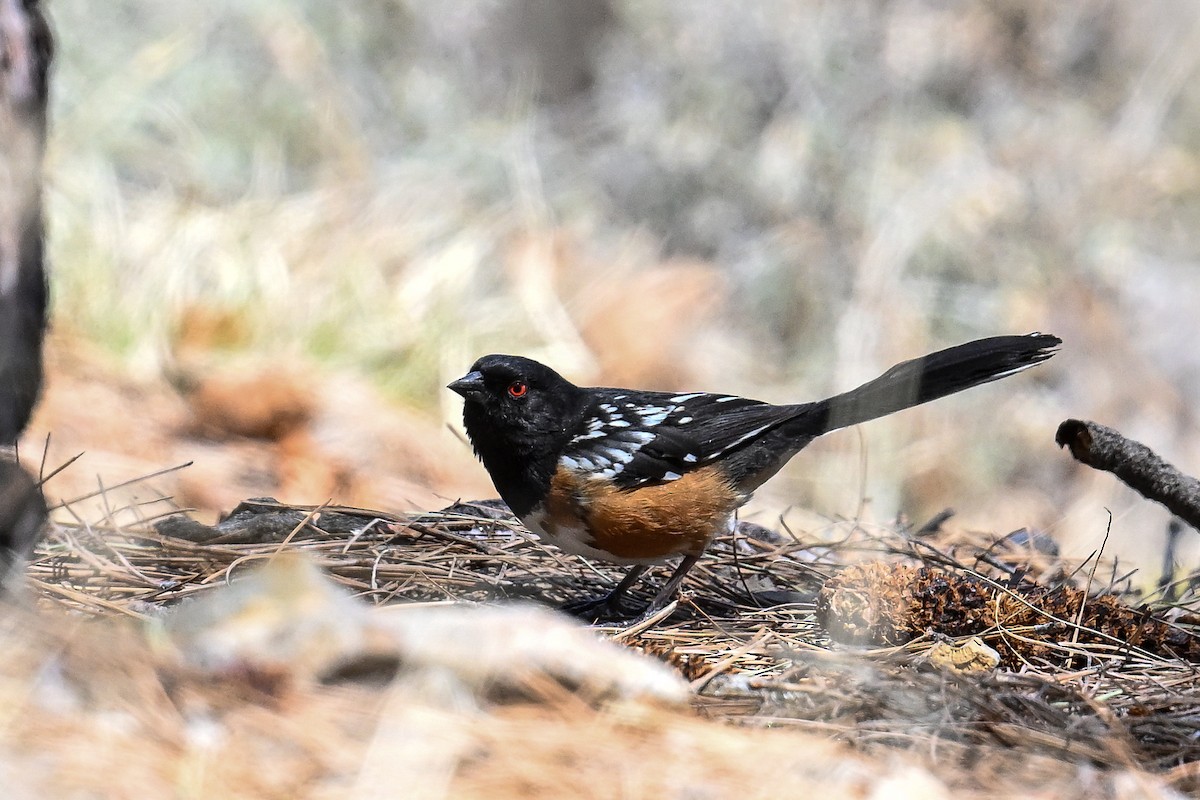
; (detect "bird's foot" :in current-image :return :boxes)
[560,591,639,623]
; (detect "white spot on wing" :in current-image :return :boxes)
[601,446,634,464]
[683,453,698,463]
[560,455,601,472]
[670,392,705,403]
[662,471,682,481]
[715,395,740,403]
[636,406,671,426]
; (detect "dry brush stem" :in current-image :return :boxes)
[1056,418,1200,533]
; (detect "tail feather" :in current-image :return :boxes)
[789,333,1060,437]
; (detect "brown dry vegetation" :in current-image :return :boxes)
[5,498,1198,799]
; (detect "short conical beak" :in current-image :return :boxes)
[448,370,486,400]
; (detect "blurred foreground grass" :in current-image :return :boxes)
[39,0,1200,566]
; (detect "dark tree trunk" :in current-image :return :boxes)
[0,0,51,446]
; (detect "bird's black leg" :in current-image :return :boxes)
[564,553,702,622]
[642,554,700,616]
[561,564,648,620]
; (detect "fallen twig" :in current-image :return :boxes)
[1056,418,1200,533]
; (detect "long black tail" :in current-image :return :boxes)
[789,333,1060,437]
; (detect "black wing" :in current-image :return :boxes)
[560,389,798,489]
[559,333,1061,490]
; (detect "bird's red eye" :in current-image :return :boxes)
[507,381,528,398]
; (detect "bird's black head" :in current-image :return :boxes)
[448,354,587,516]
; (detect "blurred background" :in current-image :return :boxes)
[24,0,1200,584]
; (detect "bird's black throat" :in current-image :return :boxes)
[461,402,570,518]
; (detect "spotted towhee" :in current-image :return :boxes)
[450,333,1059,618]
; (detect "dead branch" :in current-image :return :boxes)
[1056,419,1200,533]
